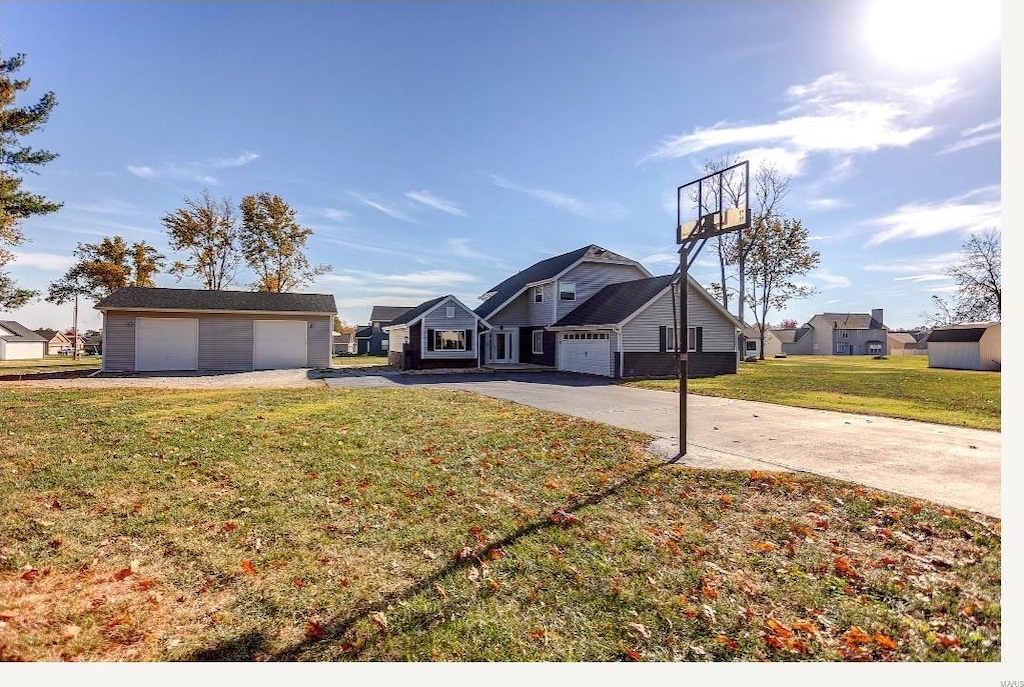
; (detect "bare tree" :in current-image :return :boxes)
[162,189,242,289]
[925,230,1001,326]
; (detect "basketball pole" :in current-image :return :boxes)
[678,242,689,456]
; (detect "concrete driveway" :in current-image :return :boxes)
[323,371,1001,518]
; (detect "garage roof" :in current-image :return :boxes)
[926,326,990,343]
[551,275,674,327]
[94,287,337,314]
[0,320,48,342]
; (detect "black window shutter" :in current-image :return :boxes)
[465,329,473,351]
[658,326,667,353]
[696,327,704,353]
[426,329,435,351]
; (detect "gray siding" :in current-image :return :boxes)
[621,287,738,353]
[102,311,136,371]
[101,310,332,371]
[199,318,254,371]
[488,291,531,327]
[555,261,649,321]
[422,300,479,360]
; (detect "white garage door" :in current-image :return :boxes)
[136,318,198,371]
[253,320,308,369]
[558,332,611,376]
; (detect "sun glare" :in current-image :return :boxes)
[863,0,1000,71]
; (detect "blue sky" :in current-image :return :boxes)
[0,1,1004,333]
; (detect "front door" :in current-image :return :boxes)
[489,330,515,363]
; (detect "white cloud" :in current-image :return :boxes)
[865,186,1001,245]
[863,252,961,273]
[640,252,680,267]
[11,251,75,271]
[319,208,352,222]
[806,199,846,210]
[348,192,418,223]
[641,72,953,172]
[406,190,466,216]
[814,269,852,288]
[893,274,950,283]
[211,151,259,167]
[343,269,477,287]
[491,175,625,221]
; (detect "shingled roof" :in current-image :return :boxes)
[386,296,448,327]
[818,312,884,329]
[94,287,337,313]
[0,320,48,343]
[474,245,596,319]
[927,324,997,343]
[549,275,673,327]
[369,305,415,324]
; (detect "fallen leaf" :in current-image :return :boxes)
[934,633,960,648]
[306,620,324,639]
[715,635,739,649]
[751,541,776,552]
[627,622,651,639]
[434,583,448,599]
[766,619,793,638]
[113,567,133,581]
[60,625,81,639]
[422,549,437,560]
[791,620,817,634]
[834,557,861,580]
[453,546,474,562]
[241,559,256,575]
[873,632,898,650]
[622,647,642,661]
[369,611,388,631]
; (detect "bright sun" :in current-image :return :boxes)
[863,0,1000,71]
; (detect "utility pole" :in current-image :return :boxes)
[72,292,80,360]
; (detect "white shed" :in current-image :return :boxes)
[926,322,1000,371]
[0,320,47,360]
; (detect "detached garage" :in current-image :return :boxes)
[0,320,47,360]
[926,321,1001,371]
[94,287,336,372]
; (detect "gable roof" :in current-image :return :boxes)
[743,325,780,339]
[369,305,416,324]
[355,326,372,338]
[926,322,999,343]
[551,275,674,327]
[887,332,917,345]
[475,245,593,319]
[0,320,48,343]
[34,328,60,341]
[772,329,798,344]
[387,296,448,327]
[333,331,355,343]
[549,274,743,330]
[94,287,337,314]
[811,312,885,329]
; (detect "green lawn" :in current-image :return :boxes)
[0,355,101,375]
[0,386,1000,662]
[625,355,1000,431]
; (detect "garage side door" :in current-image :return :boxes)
[558,332,611,376]
[136,318,199,371]
[253,320,308,369]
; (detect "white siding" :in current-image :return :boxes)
[0,340,45,360]
[388,325,409,352]
[621,286,738,353]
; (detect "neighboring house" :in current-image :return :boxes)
[926,322,1001,371]
[94,287,336,372]
[354,326,372,354]
[332,331,356,355]
[365,305,415,355]
[0,320,46,360]
[473,244,740,378]
[82,333,102,355]
[741,325,784,359]
[547,274,743,378]
[886,331,919,356]
[384,295,488,370]
[782,309,889,356]
[34,328,84,355]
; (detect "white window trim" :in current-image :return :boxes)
[559,281,576,301]
[533,286,543,303]
[445,305,456,318]
[434,329,467,351]
[532,329,544,354]
[687,326,697,353]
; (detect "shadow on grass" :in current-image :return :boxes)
[186,458,671,661]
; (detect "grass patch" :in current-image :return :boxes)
[332,355,391,369]
[0,355,102,375]
[0,387,1000,661]
[625,356,1000,431]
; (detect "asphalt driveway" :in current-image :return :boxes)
[323,370,1001,518]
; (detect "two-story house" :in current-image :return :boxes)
[364,305,415,355]
[782,309,889,356]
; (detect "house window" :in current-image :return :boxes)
[434,330,466,351]
[869,343,882,354]
[838,329,849,338]
[445,306,456,318]
[837,342,848,353]
[559,281,576,301]
[687,327,696,352]
[532,330,544,354]
[745,339,757,352]
[533,286,543,303]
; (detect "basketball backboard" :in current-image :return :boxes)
[677,160,751,244]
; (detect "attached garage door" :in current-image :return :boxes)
[136,318,198,371]
[558,332,611,376]
[253,320,308,369]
